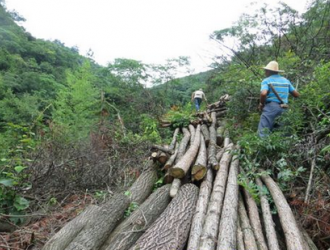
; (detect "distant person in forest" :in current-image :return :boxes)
[191,88,207,111]
[258,61,300,137]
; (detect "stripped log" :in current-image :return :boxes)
[238,193,258,250]
[43,205,101,250]
[199,143,234,250]
[170,178,181,198]
[189,124,196,143]
[208,112,219,170]
[191,134,207,181]
[63,162,157,250]
[175,127,191,163]
[201,124,210,146]
[169,127,180,150]
[260,171,308,250]
[151,145,174,155]
[215,148,224,162]
[101,185,171,250]
[170,125,201,178]
[129,184,199,250]
[237,218,245,250]
[256,177,280,250]
[242,175,268,250]
[217,153,239,250]
[163,142,179,170]
[187,169,214,250]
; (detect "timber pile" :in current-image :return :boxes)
[43,95,318,250]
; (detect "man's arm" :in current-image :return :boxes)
[259,90,268,110]
[291,90,300,98]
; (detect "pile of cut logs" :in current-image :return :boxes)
[43,96,318,250]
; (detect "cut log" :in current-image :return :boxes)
[101,184,172,250]
[129,184,199,250]
[199,143,234,250]
[208,112,219,170]
[187,169,214,250]
[170,178,182,198]
[65,193,131,250]
[151,145,174,155]
[170,125,201,178]
[224,130,230,147]
[201,124,210,146]
[237,217,245,250]
[191,134,207,181]
[189,124,196,143]
[260,171,308,250]
[163,142,179,170]
[63,162,157,250]
[169,128,180,150]
[217,153,239,250]
[175,127,191,163]
[242,177,268,250]
[215,110,227,118]
[42,205,101,250]
[158,151,169,165]
[256,177,280,250]
[238,193,258,250]
[216,126,225,146]
[164,171,174,184]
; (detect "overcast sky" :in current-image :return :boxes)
[5,0,309,74]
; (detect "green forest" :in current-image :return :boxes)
[0,0,329,249]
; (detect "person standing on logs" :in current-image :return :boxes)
[191,88,207,112]
[258,61,300,137]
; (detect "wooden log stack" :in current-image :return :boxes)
[43,94,316,250]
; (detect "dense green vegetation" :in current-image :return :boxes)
[0,0,329,247]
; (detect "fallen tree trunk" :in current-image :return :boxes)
[170,178,182,197]
[62,162,157,250]
[163,142,179,170]
[129,184,199,250]
[42,205,101,250]
[242,177,268,250]
[256,177,280,250]
[151,145,174,155]
[216,125,225,146]
[101,184,172,250]
[189,124,196,143]
[191,134,207,181]
[238,193,258,250]
[170,125,201,178]
[175,127,191,163]
[187,169,214,250]
[260,171,308,250]
[169,128,180,150]
[208,112,219,170]
[199,143,234,250]
[201,124,210,146]
[237,218,245,250]
[217,153,239,250]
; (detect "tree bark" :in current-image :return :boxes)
[65,193,131,250]
[216,126,225,146]
[170,178,182,198]
[217,154,239,250]
[201,124,210,146]
[189,124,196,143]
[175,127,191,163]
[215,148,224,162]
[238,193,258,250]
[256,177,280,250]
[151,145,174,155]
[42,205,101,250]
[62,163,157,250]
[223,130,230,147]
[237,217,245,250]
[242,180,269,250]
[129,184,199,250]
[163,142,179,170]
[101,185,172,250]
[191,134,207,181]
[169,128,180,150]
[260,172,308,250]
[170,125,201,178]
[199,143,233,250]
[208,112,219,170]
[187,169,214,250]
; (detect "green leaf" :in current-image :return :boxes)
[0,179,14,187]
[14,196,29,211]
[14,166,27,173]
